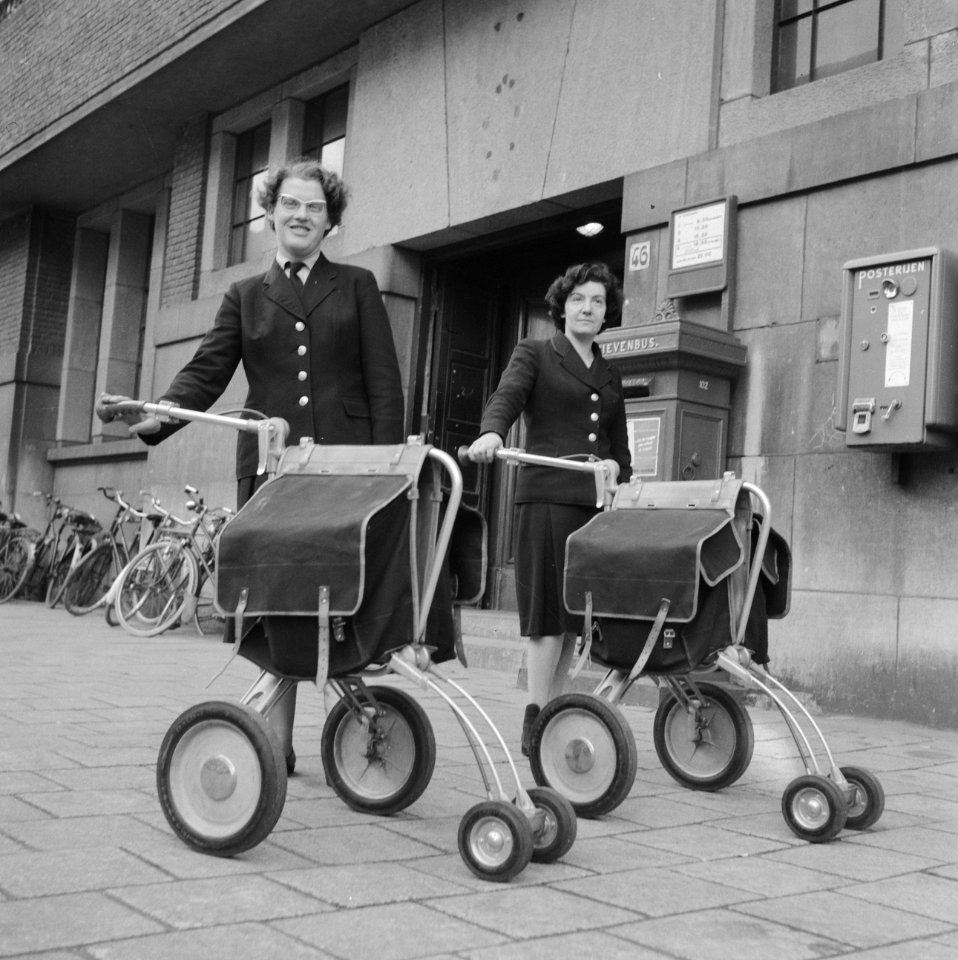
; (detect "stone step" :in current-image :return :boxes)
[457,608,819,714]
[458,608,660,708]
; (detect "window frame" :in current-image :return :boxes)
[771,0,901,93]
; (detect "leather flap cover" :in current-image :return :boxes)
[216,472,410,616]
[564,508,745,622]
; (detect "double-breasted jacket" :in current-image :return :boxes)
[479,333,631,505]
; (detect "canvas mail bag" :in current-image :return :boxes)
[215,442,456,683]
[564,477,790,674]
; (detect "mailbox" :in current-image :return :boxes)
[837,248,958,450]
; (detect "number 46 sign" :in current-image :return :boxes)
[629,240,651,272]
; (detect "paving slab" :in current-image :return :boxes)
[1,600,957,960]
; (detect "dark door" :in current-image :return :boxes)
[424,202,625,609]
[428,264,503,511]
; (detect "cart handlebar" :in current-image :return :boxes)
[457,444,617,509]
[112,400,290,478]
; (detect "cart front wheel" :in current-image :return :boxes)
[840,765,885,831]
[156,700,287,857]
[321,685,435,815]
[529,693,637,819]
[526,786,577,863]
[782,774,847,842]
[653,682,754,791]
[458,800,533,882]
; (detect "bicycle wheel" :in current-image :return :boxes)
[63,544,119,615]
[0,534,32,603]
[116,541,198,637]
[46,550,76,607]
[193,568,225,636]
[22,539,53,601]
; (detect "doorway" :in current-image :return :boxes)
[420,203,624,609]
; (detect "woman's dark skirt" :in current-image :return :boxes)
[515,501,599,637]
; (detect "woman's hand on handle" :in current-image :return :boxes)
[599,459,621,504]
[466,432,503,464]
[94,393,162,436]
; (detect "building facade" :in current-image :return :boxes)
[2,0,958,725]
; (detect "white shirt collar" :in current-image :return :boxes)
[276,251,321,274]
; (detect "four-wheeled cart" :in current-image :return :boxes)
[485,448,884,844]
[111,401,576,882]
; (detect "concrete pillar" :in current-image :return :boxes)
[93,209,152,440]
[57,228,109,443]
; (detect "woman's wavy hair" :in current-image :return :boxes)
[544,261,623,330]
[257,157,348,235]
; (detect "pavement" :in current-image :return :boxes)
[1,601,958,960]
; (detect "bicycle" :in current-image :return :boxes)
[45,505,102,608]
[0,507,33,603]
[61,488,157,616]
[114,485,232,638]
[0,493,96,604]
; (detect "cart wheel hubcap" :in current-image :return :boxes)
[793,788,829,829]
[470,817,514,867]
[200,755,237,801]
[564,737,596,773]
[534,809,558,847]
[847,783,867,818]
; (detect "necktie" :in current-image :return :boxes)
[286,260,306,296]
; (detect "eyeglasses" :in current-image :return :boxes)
[277,194,327,216]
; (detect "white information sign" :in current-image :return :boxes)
[671,201,726,270]
[884,300,913,388]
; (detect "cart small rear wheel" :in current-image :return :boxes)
[529,693,637,819]
[156,700,287,857]
[321,685,435,815]
[653,682,754,791]
[840,765,885,830]
[526,786,577,863]
[782,774,847,842]
[458,800,534,882]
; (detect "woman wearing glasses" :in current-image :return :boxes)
[96,158,405,772]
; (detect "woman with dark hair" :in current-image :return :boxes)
[96,158,405,773]
[467,262,631,755]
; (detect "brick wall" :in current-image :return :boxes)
[0,0,236,154]
[0,213,28,361]
[162,115,209,306]
[24,208,75,365]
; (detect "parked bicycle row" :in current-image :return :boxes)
[0,484,232,638]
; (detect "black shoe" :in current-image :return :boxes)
[520,704,540,757]
[285,748,296,776]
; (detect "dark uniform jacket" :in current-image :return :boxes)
[479,333,631,505]
[145,255,405,479]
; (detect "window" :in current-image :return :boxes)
[302,84,348,175]
[773,0,905,92]
[229,122,271,266]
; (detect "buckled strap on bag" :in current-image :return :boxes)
[205,588,248,688]
[570,591,595,682]
[627,597,671,683]
[316,585,330,688]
